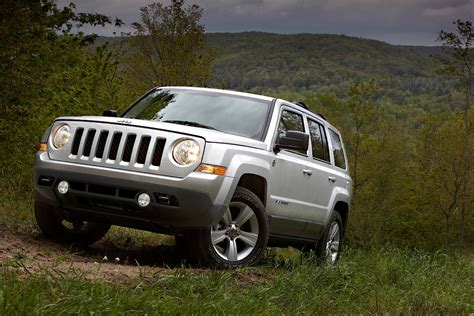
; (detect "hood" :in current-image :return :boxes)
[54,116,269,151]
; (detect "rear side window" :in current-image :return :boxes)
[278,109,306,155]
[328,129,346,169]
[308,119,330,162]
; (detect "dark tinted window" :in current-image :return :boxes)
[123,89,271,140]
[328,129,346,169]
[278,110,307,155]
[308,119,330,162]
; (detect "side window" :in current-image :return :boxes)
[308,119,330,162]
[328,129,346,169]
[278,109,306,155]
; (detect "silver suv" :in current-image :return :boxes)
[34,87,352,268]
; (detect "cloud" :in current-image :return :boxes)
[422,0,472,16]
[54,0,473,45]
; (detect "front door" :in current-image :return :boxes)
[268,108,313,237]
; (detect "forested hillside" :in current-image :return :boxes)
[96,32,453,113]
[207,32,448,104]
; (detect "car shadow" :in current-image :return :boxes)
[75,239,194,268]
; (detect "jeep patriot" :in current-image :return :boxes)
[34,87,352,268]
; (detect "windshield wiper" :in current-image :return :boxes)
[162,120,220,132]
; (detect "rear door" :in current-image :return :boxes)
[327,128,351,195]
[300,118,336,238]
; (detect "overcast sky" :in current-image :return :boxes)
[56,0,473,46]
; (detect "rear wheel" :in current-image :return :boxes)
[34,198,110,246]
[195,187,269,268]
[315,210,343,264]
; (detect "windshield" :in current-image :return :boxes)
[123,89,272,140]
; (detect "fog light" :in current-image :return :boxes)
[137,193,151,207]
[57,181,69,194]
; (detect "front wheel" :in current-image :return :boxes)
[35,198,110,246]
[195,187,269,269]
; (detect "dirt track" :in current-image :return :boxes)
[0,229,189,283]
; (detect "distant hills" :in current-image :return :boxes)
[206,33,448,98]
[96,32,452,111]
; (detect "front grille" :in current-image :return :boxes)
[108,132,122,160]
[71,128,84,155]
[136,136,151,164]
[83,129,96,157]
[69,127,166,168]
[152,139,166,166]
[122,134,136,163]
[95,131,109,159]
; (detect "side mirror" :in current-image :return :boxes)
[274,130,309,153]
[103,109,118,117]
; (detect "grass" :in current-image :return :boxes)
[1,247,473,314]
[1,188,473,314]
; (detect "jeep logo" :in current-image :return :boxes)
[117,119,132,125]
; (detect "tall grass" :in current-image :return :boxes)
[1,181,472,314]
[1,247,472,314]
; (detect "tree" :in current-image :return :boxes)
[0,0,125,194]
[436,20,473,124]
[435,20,473,243]
[125,0,214,90]
[345,80,380,200]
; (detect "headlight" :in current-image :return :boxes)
[172,139,200,165]
[52,124,71,149]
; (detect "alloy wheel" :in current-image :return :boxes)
[210,201,259,262]
[325,221,341,264]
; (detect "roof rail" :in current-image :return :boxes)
[292,101,327,121]
[293,101,309,110]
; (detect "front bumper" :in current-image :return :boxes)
[34,152,235,232]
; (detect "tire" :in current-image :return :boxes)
[315,210,343,265]
[34,198,110,246]
[195,187,269,269]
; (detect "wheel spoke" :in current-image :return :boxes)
[325,246,332,256]
[222,208,232,225]
[211,229,227,245]
[235,205,254,226]
[238,231,258,247]
[225,239,238,261]
[330,224,339,240]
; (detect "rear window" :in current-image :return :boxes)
[328,129,346,169]
[308,119,330,162]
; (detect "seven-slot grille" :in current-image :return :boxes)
[69,127,166,169]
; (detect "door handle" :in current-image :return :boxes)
[302,169,313,176]
[328,175,337,183]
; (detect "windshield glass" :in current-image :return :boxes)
[123,89,272,140]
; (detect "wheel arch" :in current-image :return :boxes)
[333,201,349,234]
[237,173,268,206]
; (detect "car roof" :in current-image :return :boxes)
[278,99,341,134]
